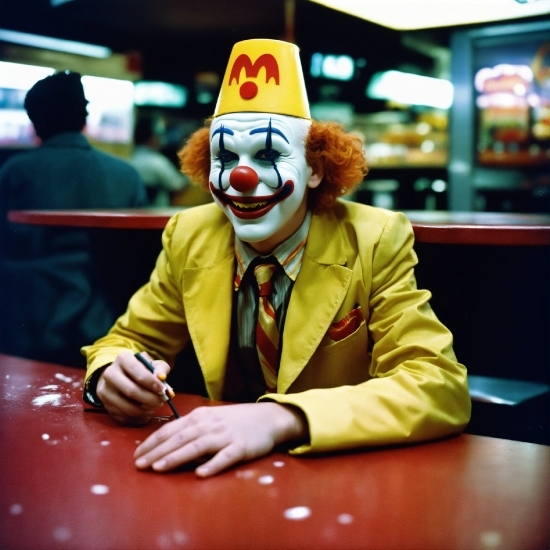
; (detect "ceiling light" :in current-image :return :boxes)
[309,0,550,30]
[367,70,454,109]
[0,29,111,58]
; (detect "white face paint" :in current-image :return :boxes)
[209,112,319,251]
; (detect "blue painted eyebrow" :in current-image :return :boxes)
[211,127,234,139]
[250,126,289,143]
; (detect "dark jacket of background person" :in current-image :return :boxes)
[0,71,148,368]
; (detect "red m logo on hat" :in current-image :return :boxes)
[229,54,280,86]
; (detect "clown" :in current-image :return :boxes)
[208,112,319,251]
[83,39,470,477]
[181,39,365,253]
[209,40,316,252]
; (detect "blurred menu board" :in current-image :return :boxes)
[474,34,550,168]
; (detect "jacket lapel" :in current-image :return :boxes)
[278,208,352,393]
[181,217,234,400]
[180,205,353,398]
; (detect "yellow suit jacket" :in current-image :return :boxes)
[83,200,470,454]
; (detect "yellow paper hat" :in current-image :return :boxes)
[214,39,310,119]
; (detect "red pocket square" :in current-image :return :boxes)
[327,305,364,342]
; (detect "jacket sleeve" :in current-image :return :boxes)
[81,214,189,385]
[260,212,471,454]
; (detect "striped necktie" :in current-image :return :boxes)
[254,263,279,393]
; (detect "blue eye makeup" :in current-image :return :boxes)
[250,119,284,188]
[213,125,237,189]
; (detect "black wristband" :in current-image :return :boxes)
[83,365,109,408]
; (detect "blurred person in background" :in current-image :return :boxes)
[0,70,148,367]
[130,116,189,206]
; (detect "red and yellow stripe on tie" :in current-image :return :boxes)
[254,263,279,392]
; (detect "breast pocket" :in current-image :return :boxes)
[289,320,371,393]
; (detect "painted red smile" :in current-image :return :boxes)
[209,181,294,219]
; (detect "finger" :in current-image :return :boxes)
[151,362,174,399]
[134,405,210,458]
[152,361,171,379]
[140,351,154,362]
[98,370,163,413]
[141,432,232,472]
[108,360,166,407]
[160,381,175,400]
[101,383,160,419]
[117,351,165,394]
[195,443,248,477]
[137,352,171,381]
[150,436,226,472]
[134,417,189,459]
[122,383,165,408]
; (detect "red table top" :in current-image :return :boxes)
[1,354,549,550]
[7,208,550,245]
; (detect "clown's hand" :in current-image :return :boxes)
[96,351,171,426]
[134,402,308,477]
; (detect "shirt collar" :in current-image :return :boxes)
[234,210,312,289]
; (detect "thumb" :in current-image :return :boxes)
[138,352,170,379]
[151,360,171,380]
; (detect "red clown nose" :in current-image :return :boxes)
[229,166,259,192]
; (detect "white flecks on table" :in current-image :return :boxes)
[258,475,274,485]
[33,394,62,406]
[337,513,354,525]
[9,503,23,515]
[283,506,311,520]
[54,373,73,383]
[53,526,72,541]
[90,484,110,495]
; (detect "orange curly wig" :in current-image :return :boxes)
[178,118,368,211]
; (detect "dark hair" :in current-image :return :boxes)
[24,71,88,141]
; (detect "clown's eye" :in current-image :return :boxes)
[254,148,280,163]
[216,149,238,164]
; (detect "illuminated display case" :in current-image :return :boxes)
[474,37,549,169]
[449,19,550,212]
